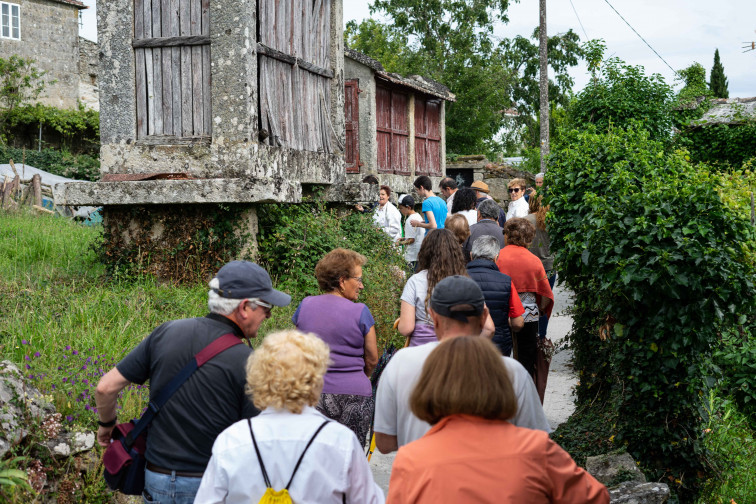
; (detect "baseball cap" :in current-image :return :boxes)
[399,194,415,207]
[471,181,490,194]
[430,275,485,322]
[213,261,291,306]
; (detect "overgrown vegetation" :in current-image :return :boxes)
[0,144,100,181]
[0,55,47,135]
[546,49,756,502]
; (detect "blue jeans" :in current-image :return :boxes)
[143,468,202,504]
[538,271,557,339]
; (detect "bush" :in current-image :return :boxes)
[257,199,407,350]
[0,144,99,181]
[546,125,756,500]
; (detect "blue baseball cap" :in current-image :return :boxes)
[213,261,291,306]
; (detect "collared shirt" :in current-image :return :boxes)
[195,407,384,504]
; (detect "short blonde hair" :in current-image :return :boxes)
[410,337,517,425]
[445,214,470,245]
[508,178,528,190]
[246,330,330,414]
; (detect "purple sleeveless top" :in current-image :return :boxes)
[292,295,375,396]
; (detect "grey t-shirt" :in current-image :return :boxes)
[117,314,258,472]
[401,270,431,325]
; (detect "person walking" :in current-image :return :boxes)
[95,261,291,503]
[411,175,447,230]
[462,199,505,260]
[396,195,425,271]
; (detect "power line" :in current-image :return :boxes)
[568,0,589,40]
[601,0,679,77]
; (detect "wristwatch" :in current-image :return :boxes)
[97,418,117,427]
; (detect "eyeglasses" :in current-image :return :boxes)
[508,188,521,193]
[247,299,273,313]
[349,276,364,285]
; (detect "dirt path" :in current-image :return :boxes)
[368,281,577,494]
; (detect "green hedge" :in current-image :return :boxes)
[546,125,756,500]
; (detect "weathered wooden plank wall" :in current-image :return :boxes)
[258,0,333,153]
[344,79,359,173]
[415,97,441,176]
[376,85,409,175]
[134,0,210,139]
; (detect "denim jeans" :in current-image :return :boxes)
[143,468,203,504]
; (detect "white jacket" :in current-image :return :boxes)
[373,201,402,242]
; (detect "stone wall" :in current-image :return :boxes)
[0,0,82,109]
[77,36,99,111]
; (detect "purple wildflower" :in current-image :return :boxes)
[24,355,30,361]
[21,339,28,345]
[25,364,30,370]
[65,345,71,350]
[72,350,79,355]
[34,352,40,357]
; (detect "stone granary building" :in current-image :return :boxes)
[0,0,88,109]
[56,0,454,276]
[344,48,455,194]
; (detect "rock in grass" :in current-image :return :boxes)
[608,481,670,503]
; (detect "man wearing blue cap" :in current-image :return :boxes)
[94,261,290,503]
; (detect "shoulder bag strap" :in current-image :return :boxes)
[248,418,273,488]
[125,333,243,446]
[285,420,330,490]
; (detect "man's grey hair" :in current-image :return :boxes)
[471,235,501,262]
[535,172,545,180]
[207,277,244,315]
[477,199,501,220]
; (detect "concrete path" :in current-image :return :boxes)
[368,281,577,495]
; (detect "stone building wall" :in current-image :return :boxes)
[77,36,98,111]
[0,0,82,109]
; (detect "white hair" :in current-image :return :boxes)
[535,172,545,180]
[471,235,501,262]
[207,277,245,315]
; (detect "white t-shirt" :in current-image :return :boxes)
[445,191,456,214]
[195,407,384,504]
[373,201,402,242]
[506,197,529,221]
[400,270,431,325]
[458,209,478,227]
[374,341,552,448]
[403,213,425,263]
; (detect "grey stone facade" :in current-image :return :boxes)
[77,35,98,111]
[0,0,86,109]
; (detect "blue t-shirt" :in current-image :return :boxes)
[421,195,448,229]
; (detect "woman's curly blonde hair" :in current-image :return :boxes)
[246,330,331,414]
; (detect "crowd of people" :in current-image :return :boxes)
[94,173,609,503]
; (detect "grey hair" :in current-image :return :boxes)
[207,277,245,315]
[535,172,545,180]
[471,235,501,262]
[477,199,501,220]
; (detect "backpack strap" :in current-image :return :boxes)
[248,418,273,489]
[125,333,243,447]
[285,420,330,490]
[247,419,330,491]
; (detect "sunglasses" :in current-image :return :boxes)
[508,188,521,193]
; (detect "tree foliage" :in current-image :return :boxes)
[0,55,47,136]
[709,48,729,99]
[346,1,584,155]
[546,125,756,500]
[567,58,674,144]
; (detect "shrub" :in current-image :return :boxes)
[546,125,756,499]
[257,198,406,349]
[0,144,99,181]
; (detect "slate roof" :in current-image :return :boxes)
[345,48,456,102]
[48,0,88,9]
[692,97,756,127]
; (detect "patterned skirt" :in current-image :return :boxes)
[317,393,375,448]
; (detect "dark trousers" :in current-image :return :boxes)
[538,272,557,338]
[513,321,539,380]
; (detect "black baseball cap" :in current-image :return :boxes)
[430,276,486,322]
[213,261,291,306]
[399,195,415,207]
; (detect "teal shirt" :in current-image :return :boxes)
[421,196,448,229]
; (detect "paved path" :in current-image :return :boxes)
[368,281,577,495]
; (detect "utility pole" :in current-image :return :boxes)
[539,0,549,173]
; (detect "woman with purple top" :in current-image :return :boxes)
[398,229,469,347]
[292,248,379,447]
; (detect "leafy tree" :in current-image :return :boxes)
[0,55,47,136]
[566,57,674,144]
[709,48,729,99]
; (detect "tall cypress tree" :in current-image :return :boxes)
[709,48,729,98]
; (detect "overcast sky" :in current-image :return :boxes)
[78,0,755,97]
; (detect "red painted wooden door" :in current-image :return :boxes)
[376,85,409,174]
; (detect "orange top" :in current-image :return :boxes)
[386,415,609,504]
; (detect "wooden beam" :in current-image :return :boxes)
[256,42,334,79]
[132,35,210,48]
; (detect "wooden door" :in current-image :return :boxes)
[376,85,409,174]
[133,0,211,139]
[415,96,441,175]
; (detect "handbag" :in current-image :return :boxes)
[102,333,243,495]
